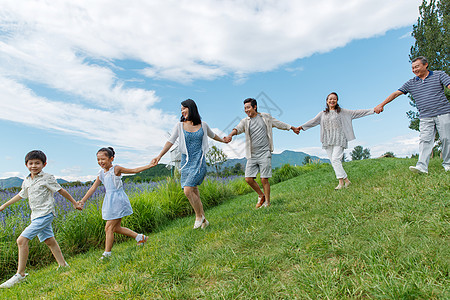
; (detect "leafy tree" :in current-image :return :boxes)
[220,162,245,177]
[302,155,311,165]
[231,163,244,175]
[408,0,450,131]
[206,145,228,176]
[382,151,396,158]
[350,145,371,160]
[362,148,371,160]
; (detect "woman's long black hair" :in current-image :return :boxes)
[181,99,202,125]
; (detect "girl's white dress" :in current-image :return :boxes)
[98,165,133,220]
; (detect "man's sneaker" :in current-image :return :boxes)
[137,235,148,246]
[99,253,112,261]
[57,262,70,271]
[201,219,210,229]
[334,184,344,190]
[255,195,265,209]
[409,166,428,174]
[444,166,450,172]
[0,273,28,288]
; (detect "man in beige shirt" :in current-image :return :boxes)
[0,150,82,288]
[225,98,299,208]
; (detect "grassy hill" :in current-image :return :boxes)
[0,158,448,299]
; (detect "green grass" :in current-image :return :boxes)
[0,158,448,299]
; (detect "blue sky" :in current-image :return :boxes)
[0,0,423,181]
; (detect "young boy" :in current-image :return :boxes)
[0,150,82,288]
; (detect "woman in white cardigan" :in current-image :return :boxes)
[298,92,375,190]
[152,99,228,229]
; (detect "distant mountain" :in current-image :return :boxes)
[0,177,23,189]
[272,150,329,168]
[57,179,68,185]
[209,150,330,171]
[123,164,171,182]
[0,177,69,189]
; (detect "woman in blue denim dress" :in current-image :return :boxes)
[152,99,229,229]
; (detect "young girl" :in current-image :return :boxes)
[151,99,228,229]
[80,147,155,259]
[298,92,375,190]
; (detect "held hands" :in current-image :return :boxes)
[374,104,384,114]
[292,126,302,134]
[291,126,300,135]
[77,200,88,210]
[73,201,83,210]
[223,135,232,143]
[151,156,161,166]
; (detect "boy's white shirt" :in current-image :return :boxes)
[18,172,61,220]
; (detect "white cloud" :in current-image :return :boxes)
[399,31,413,39]
[367,133,419,158]
[58,175,97,183]
[1,172,23,179]
[0,76,177,151]
[285,66,305,73]
[60,166,83,175]
[0,0,420,83]
[0,0,421,170]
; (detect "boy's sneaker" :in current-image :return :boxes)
[444,166,450,172]
[0,273,28,288]
[137,235,148,246]
[409,166,428,174]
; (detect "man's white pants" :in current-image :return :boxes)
[325,145,347,179]
[416,112,450,172]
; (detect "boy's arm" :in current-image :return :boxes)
[115,162,155,176]
[0,194,23,211]
[80,177,101,207]
[58,188,82,210]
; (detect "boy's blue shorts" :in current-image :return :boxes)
[20,213,55,242]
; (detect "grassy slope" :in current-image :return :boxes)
[0,158,448,299]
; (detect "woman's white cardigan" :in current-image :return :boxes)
[168,121,215,169]
[301,108,375,145]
